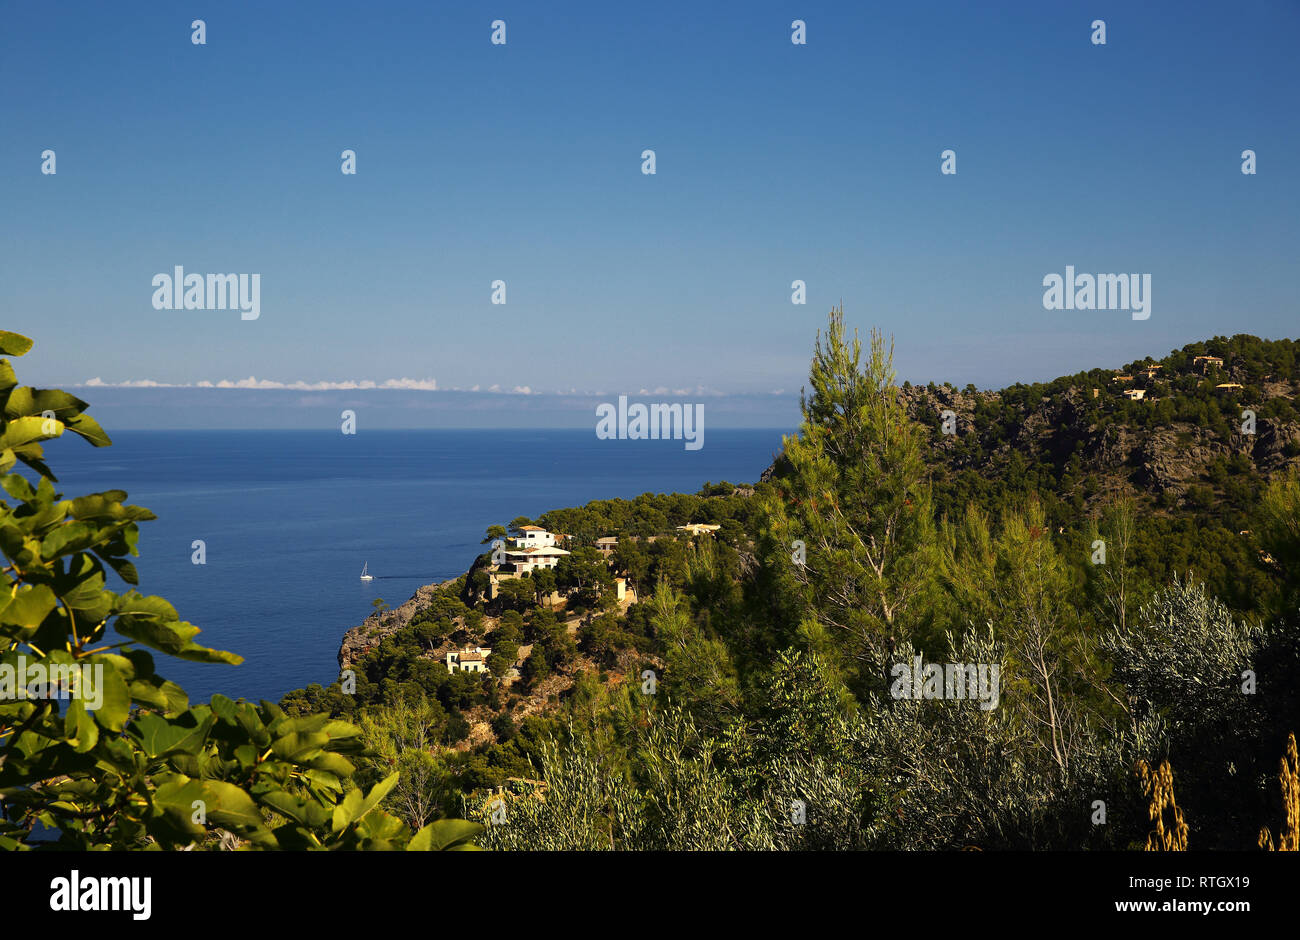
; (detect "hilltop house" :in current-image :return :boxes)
[676,523,722,537]
[447,646,492,674]
[1194,355,1225,374]
[493,525,571,575]
[595,536,618,558]
[1215,382,1244,391]
[484,526,571,602]
[1111,374,1133,384]
[1123,388,1148,401]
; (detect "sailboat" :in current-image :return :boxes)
[359,562,374,581]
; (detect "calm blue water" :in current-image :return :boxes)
[39,430,785,703]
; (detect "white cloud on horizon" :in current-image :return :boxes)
[81,376,440,391]
[75,378,771,398]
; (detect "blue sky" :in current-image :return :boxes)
[1,0,1297,427]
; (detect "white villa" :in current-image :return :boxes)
[493,526,570,575]
[676,523,721,537]
[446,646,493,673]
[484,526,571,601]
[500,545,570,575]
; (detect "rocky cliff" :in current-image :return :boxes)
[338,577,460,671]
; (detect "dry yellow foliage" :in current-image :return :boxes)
[1137,758,1188,851]
[1258,732,1299,851]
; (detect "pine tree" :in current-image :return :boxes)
[760,307,937,694]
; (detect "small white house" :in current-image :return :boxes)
[1123,388,1147,401]
[446,646,493,674]
[676,523,721,537]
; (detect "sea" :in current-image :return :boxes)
[39,429,787,704]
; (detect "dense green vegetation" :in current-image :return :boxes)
[283,312,1300,850]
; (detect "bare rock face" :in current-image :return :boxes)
[1131,428,1207,493]
[1087,423,1131,468]
[338,578,459,671]
[1253,418,1300,471]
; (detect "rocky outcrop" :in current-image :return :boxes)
[759,453,787,484]
[338,577,459,671]
[1252,418,1300,471]
[1131,427,1232,493]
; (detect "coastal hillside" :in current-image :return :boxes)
[316,484,762,775]
[347,333,1300,673]
[281,323,1300,852]
[336,332,1299,676]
